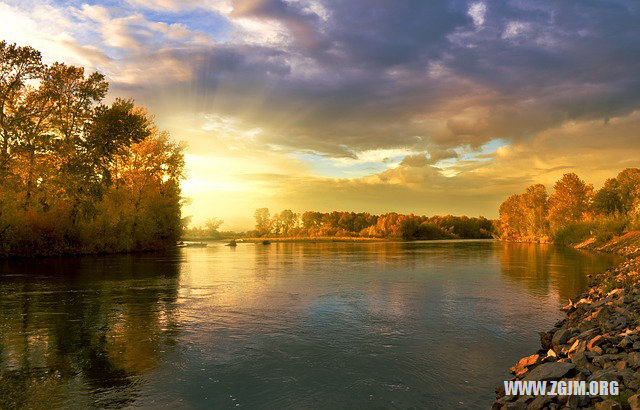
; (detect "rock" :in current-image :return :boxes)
[527,395,554,410]
[629,393,640,410]
[552,328,571,346]
[628,352,640,369]
[505,401,527,410]
[588,335,606,351]
[620,336,632,348]
[510,354,540,377]
[615,360,628,372]
[523,362,575,381]
[547,349,557,358]
[571,351,590,368]
[540,331,554,350]
[595,399,622,410]
[588,368,619,383]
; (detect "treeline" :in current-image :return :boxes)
[498,169,640,245]
[0,42,184,256]
[252,208,495,240]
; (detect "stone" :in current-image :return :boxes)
[511,354,540,377]
[588,368,619,383]
[540,331,554,350]
[571,351,590,368]
[588,335,606,351]
[523,362,575,381]
[527,395,553,410]
[615,360,627,372]
[628,352,640,369]
[628,393,640,410]
[552,328,571,346]
[595,399,622,410]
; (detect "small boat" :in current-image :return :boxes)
[225,240,237,247]
[262,240,271,245]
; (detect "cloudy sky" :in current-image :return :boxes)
[3,0,639,229]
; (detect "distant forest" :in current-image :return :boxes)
[0,42,184,256]
[185,210,496,240]
[499,168,640,245]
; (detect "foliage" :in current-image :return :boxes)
[0,42,184,256]
[250,208,495,239]
[498,169,640,245]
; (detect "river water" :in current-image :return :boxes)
[0,240,620,409]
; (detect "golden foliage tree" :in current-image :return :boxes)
[0,41,184,256]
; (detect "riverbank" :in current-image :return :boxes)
[493,232,640,409]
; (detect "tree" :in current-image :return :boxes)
[499,194,525,239]
[254,208,271,237]
[593,177,622,215]
[277,209,297,236]
[615,168,640,214]
[205,218,223,237]
[0,42,185,256]
[548,173,593,232]
[521,184,549,237]
[0,41,44,181]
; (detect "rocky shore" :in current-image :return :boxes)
[493,235,640,409]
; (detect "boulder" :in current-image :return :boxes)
[588,335,606,351]
[511,354,540,377]
[588,368,619,383]
[552,328,571,346]
[571,351,590,368]
[595,399,622,410]
[523,362,575,381]
[527,395,553,410]
[628,352,640,369]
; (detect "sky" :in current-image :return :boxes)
[2,0,640,230]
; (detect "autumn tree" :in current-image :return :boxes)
[0,42,185,256]
[547,173,593,233]
[521,184,549,237]
[254,208,271,237]
[499,194,525,239]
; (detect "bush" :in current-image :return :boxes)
[553,221,597,246]
[553,217,628,247]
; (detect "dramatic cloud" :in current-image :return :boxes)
[2,0,639,228]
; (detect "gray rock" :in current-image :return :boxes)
[628,352,640,368]
[595,399,622,410]
[588,368,619,383]
[571,351,590,368]
[523,362,575,381]
[552,328,571,346]
[527,395,553,410]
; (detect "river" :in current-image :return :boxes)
[0,240,620,409]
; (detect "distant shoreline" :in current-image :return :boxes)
[181,237,497,244]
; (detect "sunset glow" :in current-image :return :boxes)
[4,0,639,230]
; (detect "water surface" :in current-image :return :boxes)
[0,241,620,408]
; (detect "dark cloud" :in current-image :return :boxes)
[122,0,640,158]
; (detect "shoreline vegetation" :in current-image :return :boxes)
[0,42,184,257]
[184,210,497,242]
[492,167,640,409]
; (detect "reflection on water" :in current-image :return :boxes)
[0,255,181,408]
[0,241,619,409]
